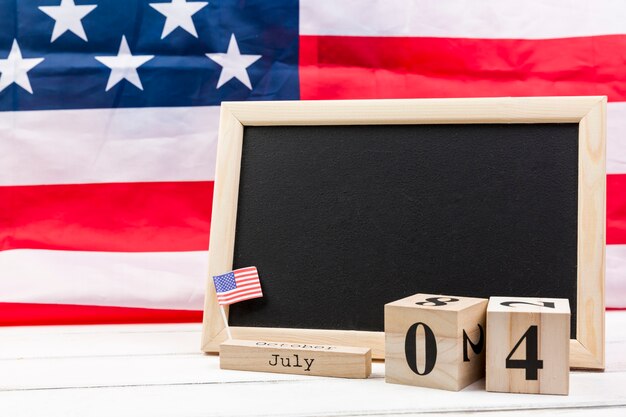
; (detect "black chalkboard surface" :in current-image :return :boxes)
[201,98,606,369]
[229,124,579,336]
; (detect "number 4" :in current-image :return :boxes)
[505,325,544,380]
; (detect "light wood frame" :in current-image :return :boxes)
[201,97,606,370]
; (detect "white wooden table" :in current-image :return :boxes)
[1,312,625,417]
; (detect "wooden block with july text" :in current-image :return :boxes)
[486,296,570,395]
[220,339,371,378]
[385,293,488,391]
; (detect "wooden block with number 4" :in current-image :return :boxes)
[486,296,570,395]
[385,293,488,391]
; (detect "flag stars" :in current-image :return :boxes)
[206,34,262,90]
[0,40,45,94]
[17,5,264,95]
[39,0,97,43]
[150,0,208,39]
[95,36,154,91]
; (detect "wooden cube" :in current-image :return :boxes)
[486,296,570,395]
[385,293,488,391]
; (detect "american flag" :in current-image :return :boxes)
[1,0,625,327]
[213,267,263,306]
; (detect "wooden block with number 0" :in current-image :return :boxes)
[385,293,488,391]
[486,296,570,395]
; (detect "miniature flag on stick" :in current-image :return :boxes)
[213,267,263,305]
[212,266,263,339]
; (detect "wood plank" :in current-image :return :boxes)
[0,354,347,391]
[1,370,625,417]
[575,97,607,370]
[399,409,626,417]
[1,335,623,392]
[220,339,372,378]
[226,97,604,125]
[201,107,244,350]
[381,409,626,417]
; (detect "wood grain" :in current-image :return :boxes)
[385,293,487,391]
[200,107,244,351]
[486,297,570,395]
[223,97,603,125]
[220,339,371,378]
[575,97,607,370]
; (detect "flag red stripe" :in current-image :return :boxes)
[608,174,626,245]
[5,170,621,257]
[0,302,203,326]
[299,35,626,101]
[0,181,213,252]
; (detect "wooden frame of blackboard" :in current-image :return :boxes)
[201,97,606,370]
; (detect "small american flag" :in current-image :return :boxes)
[212,267,263,306]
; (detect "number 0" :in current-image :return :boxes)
[405,322,437,375]
[505,325,543,380]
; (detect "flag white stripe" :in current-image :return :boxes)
[300,0,626,39]
[0,249,208,310]
[0,106,219,186]
[1,245,622,309]
[1,103,623,187]
[608,102,626,175]
[607,245,626,308]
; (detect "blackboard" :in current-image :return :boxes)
[229,124,579,336]
[201,98,606,369]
